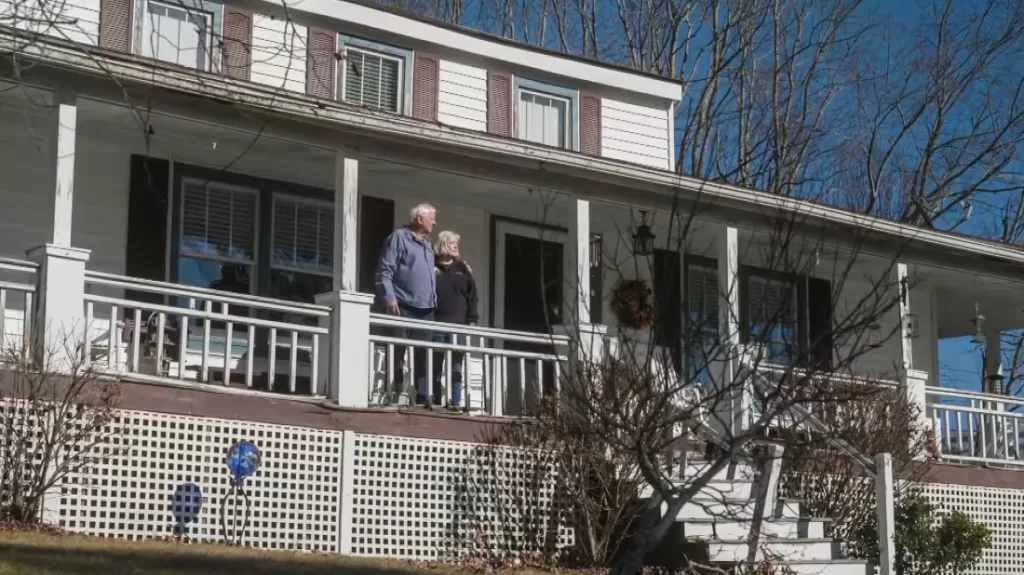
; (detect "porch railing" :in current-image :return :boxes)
[82,271,331,396]
[0,257,36,357]
[927,386,1024,466]
[368,313,570,415]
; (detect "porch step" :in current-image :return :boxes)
[640,478,753,500]
[664,497,803,521]
[701,537,841,562]
[773,560,873,575]
[681,517,830,540]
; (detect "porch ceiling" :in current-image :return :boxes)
[926,265,1024,337]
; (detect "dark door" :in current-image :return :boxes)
[502,233,563,412]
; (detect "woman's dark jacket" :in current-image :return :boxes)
[434,260,479,324]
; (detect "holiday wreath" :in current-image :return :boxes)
[612,279,655,329]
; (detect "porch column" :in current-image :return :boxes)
[26,91,90,373]
[896,263,913,371]
[713,224,747,438]
[566,196,591,325]
[52,90,77,247]
[316,154,372,408]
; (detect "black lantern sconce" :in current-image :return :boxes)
[632,211,656,256]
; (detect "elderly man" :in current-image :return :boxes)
[375,204,438,405]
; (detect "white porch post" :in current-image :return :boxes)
[28,90,91,373]
[713,224,746,437]
[316,154,372,408]
[875,452,896,575]
[896,263,913,371]
[566,196,591,325]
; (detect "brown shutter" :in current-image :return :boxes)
[487,71,513,137]
[307,28,337,99]
[411,53,439,121]
[222,7,252,81]
[580,92,602,155]
[127,155,170,302]
[99,0,132,52]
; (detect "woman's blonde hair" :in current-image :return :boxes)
[434,230,461,258]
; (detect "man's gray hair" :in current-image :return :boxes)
[409,203,436,223]
[434,230,461,258]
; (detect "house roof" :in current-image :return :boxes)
[8,29,1024,280]
[275,0,683,102]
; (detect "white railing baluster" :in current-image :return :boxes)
[0,289,7,348]
[22,292,32,353]
[269,328,278,390]
[311,334,320,396]
[156,312,165,372]
[224,321,234,386]
[387,343,395,398]
[246,325,255,388]
[84,301,94,366]
[178,314,188,380]
[201,300,212,383]
[107,305,118,371]
[131,308,142,373]
[289,331,298,393]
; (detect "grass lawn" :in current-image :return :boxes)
[0,532,477,575]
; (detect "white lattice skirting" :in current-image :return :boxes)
[38,407,570,560]
[20,404,1024,573]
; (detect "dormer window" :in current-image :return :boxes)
[338,36,412,115]
[514,78,578,150]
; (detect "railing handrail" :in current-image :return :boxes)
[84,271,331,317]
[756,361,900,388]
[0,280,36,293]
[369,313,571,345]
[749,365,878,478]
[369,334,566,361]
[0,257,39,274]
[926,385,1024,406]
[931,402,1024,419]
[84,294,329,335]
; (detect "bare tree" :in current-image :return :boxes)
[0,331,123,524]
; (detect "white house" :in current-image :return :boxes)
[2,0,1024,572]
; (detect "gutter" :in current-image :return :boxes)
[2,29,1023,272]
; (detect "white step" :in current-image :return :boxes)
[665,497,802,521]
[778,560,873,575]
[641,479,753,500]
[704,538,840,562]
[680,461,758,482]
[682,517,829,540]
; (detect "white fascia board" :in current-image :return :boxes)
[275,0,682,103]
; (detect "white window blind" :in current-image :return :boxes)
[142,0,212,70]
[180,182,256,261]
[343,48,401,112]
[748,276,796,324]
[518,90,569,148]
[272,197,333,274]
[687,265,719,329]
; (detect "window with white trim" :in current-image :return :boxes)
[177,180,257,300]
[341,46,403,113]
[140,0,215,70]
[269,195,333,307]
[517,89,571,148]
[747,274,800,364]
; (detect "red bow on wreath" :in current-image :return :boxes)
[612,279,655,329]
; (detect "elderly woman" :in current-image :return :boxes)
[430,231,478,408]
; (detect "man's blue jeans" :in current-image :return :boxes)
[431,332,467,407]
[390,304,434,403]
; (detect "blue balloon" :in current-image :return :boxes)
[226,441,261,483]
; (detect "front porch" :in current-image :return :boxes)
[2,80,1024,468]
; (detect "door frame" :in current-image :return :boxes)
[489,216,568,330]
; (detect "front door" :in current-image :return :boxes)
[494,220,565,414]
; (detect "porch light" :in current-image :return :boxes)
[868,323,882,349]
[632,211,656,256]
[970,303,986,346]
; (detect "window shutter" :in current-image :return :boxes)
[306,28,336,99]
[272,198,334,274]
[487,71,512,137]
[127,155,169,303]
[580,92,601,155]
[807,277,833,370]
[99,0,132,52]
[359,195,395,296]
[180,183,256,261]
[222,6,252,81]
[412,53,439,121]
